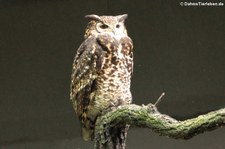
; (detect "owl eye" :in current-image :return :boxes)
[116,24,120,28]
[100,24,109,29]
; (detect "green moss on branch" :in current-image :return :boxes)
[94,104,225,149]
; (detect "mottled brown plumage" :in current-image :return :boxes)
[70,14,133,141]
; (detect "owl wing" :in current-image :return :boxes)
[120,36,134,75]
[70,36,102,119]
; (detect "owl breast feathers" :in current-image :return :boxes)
[70,14,133,141]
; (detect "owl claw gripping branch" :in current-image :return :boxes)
[70,14,133,141]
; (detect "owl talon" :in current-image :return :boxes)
[110,102,115,106]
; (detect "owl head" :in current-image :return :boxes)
[84,14,128,39]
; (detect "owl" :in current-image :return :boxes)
[70,14,133,141]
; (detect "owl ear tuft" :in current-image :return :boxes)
[85,14,101,21]
[117,14,128,22]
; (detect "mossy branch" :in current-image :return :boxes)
[94,103,225,149]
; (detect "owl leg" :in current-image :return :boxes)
[99,101,119,116]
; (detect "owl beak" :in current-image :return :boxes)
[112,30,116,35]
[112,29,118,35]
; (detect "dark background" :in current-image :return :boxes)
[1,0,225,148]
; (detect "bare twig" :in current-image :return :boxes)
[154,92,166,106]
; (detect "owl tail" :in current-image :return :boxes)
[82,126,94,141]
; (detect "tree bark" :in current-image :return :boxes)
[94,103,225,149]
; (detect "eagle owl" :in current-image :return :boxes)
[70,14,133,141]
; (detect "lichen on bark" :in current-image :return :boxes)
[94,103,225,149]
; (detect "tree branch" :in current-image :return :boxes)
[94,103,225,149]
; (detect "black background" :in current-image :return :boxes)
[1,0,225,148]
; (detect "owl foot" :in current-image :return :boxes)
[100,102,119,116]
